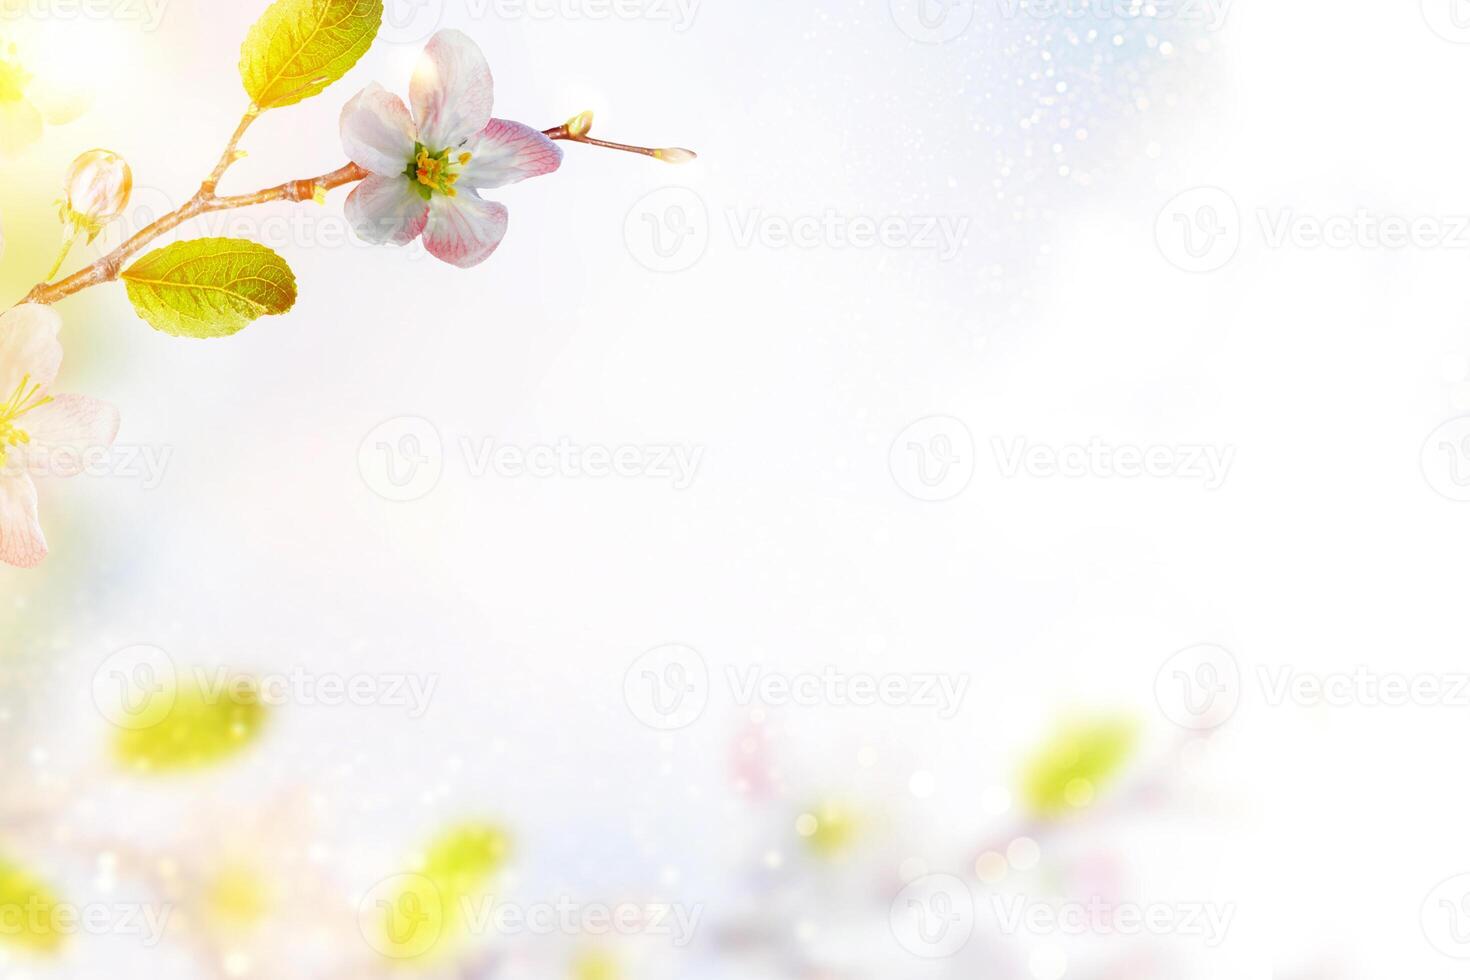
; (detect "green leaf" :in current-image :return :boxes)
[113,673,269,772]
[240,0,383,110]
[121,239,297,339]
[1021,716,1138,817]
[0,858,66,953]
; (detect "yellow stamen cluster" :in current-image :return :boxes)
[414,147,472,198]
[0,375,51,468]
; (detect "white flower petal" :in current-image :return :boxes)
[340,82,418,178]
[461,119,563,190]
[23,394,120,463]
[0,304,62,398]
[423,194,508,269]
[345,175,430,246]
[0,473,45,568]
[410,30,494,150]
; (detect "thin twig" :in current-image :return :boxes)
[200,106,261,196]
[22,162,369,306]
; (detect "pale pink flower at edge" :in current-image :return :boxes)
[0,304,119,568]
[340,29,564,268]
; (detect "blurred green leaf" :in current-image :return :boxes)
[113,673,268,772]
[370,824,511,961]
[1022,716,1138,817]
[0,858,64,953]
[421,823,511,896]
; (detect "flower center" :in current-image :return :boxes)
[406,144,471,201]
[0,376,51,468]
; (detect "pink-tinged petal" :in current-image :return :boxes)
[0,473,45,568]
[0,304,62,398]
[410,30,494,150]
[423,195,508,269]
[340,82,418,177]
[23,394,120,464]
[460,119,563,190]
[345,176,430,246]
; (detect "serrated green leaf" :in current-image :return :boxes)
[0,858,66,953]
[1021,716,1138,817]
[113,673,269,773]
[240,0,383,110]
[121,238,297,339]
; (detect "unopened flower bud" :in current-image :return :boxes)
[565,110,594,139]
[60,149,132,242]
[653,147,698,164]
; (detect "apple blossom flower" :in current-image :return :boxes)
[0,304,120,568]
[339,29,562,268]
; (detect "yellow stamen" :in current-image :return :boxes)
[0,375,52,468]
[414,147,462,198]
